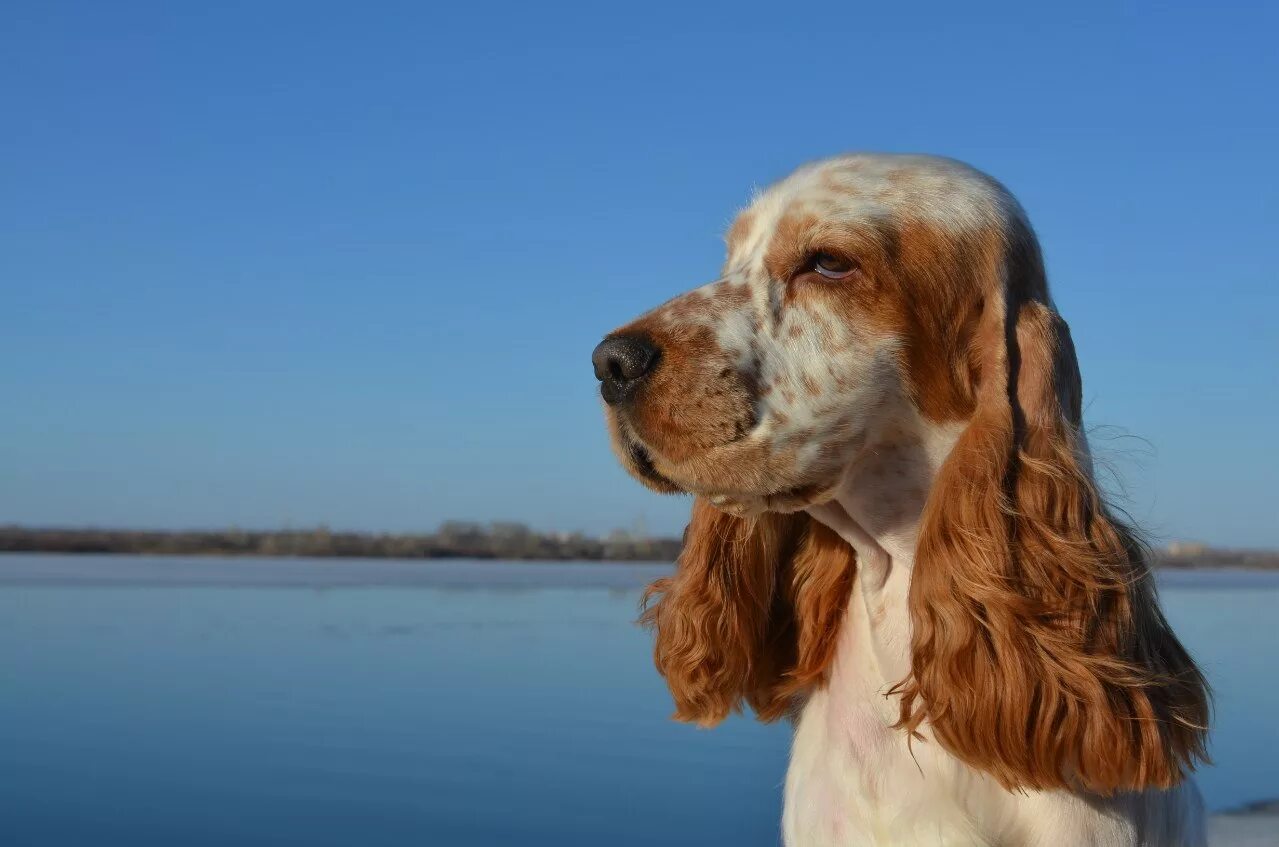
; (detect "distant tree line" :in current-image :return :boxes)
[1154,543,1279,570]
[0,522,684,562]
[1,524,1273,568]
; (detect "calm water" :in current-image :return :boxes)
[1,555,1276,846]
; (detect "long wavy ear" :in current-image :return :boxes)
[641,498,855,726]
[897,225,1210,794]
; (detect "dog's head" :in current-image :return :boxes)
[593,154,1000,513]
[593,154,1209,795]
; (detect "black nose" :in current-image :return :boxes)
[592,334,660,405]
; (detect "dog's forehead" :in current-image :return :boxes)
[727,154,1010,263]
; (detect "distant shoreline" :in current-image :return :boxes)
[0,524,683,563]
[1,525,1275,569]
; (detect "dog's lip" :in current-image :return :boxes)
[628,442,682,490]
[616,421,817,502]
[618,427,812,504]
[614,418,683,492]
[625,440,820,509]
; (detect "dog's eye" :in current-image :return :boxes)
[812,252,856,280]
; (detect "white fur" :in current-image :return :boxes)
[789,392,1206,847]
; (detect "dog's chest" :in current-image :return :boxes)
[780,584,991,847]
[776,587,1189,847]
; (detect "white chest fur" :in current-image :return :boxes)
[780,585,1206,846]
[783,424,1205,847]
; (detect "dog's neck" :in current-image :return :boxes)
[809,409,963,570]
[806,413,964,686]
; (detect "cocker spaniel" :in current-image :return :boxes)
[591,154,1210,846]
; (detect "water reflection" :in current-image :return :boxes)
[0,556,1274,846]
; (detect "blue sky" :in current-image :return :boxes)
[2,1,1276,546]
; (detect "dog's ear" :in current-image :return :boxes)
[895,227,1210,793]
[641,498,855,725]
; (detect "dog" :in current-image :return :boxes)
[591,154,1210,846]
